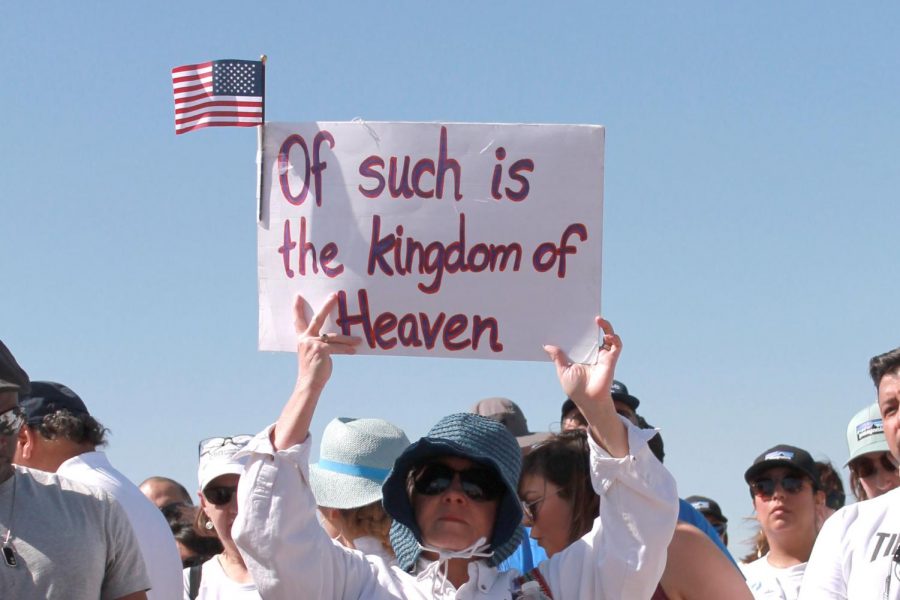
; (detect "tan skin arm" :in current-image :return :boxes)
[272,294,361,450]
[660,523,752,600]
[544,317,628,457]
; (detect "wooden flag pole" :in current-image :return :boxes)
[256,54,267,222]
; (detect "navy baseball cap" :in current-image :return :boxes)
[561,379,640,421]
[19,381,90,425]
[744,444,820,489]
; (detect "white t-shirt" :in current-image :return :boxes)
[799,486,900,599]
[58,450,183,600]
[741,554,806,600]
[183,556,261,599]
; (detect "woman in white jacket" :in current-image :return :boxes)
[233,294,678,599]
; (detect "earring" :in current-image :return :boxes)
[204,521,214,531]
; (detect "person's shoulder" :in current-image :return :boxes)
[20,465,122,511]
[826,488,900,535]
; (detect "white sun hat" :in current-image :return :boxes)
[198,434,252,491]
[310,417,410,510]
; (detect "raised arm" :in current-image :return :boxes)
[234,294,384,600]
[540,317,679,599]
[271,293,361,450]
[544,317,627,457]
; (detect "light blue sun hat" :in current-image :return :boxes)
[310,417,410,509]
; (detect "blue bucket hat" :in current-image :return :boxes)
[382,413,523,569]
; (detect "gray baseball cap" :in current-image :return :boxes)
[846,403,889,465]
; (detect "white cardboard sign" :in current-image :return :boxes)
[258,121,604,362]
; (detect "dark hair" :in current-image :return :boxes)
[870,347,900,388]
[34,409,108,446]
[815,460,845,511]
[520,430,599,543]
[848,468,866,502]
[162,502,223,565]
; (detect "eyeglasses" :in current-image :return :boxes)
[0,406,25,436]
[850,452,897,479]
[521,488,564,523]
[750,475,807,498]
[198,435,253,458]
[412,463,504,502]
[712,521,727,536]
[203,485,238,506]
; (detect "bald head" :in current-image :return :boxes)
[140,476,192,507]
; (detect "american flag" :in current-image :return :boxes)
[172,59,264,135]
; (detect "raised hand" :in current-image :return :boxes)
[544,317,628,457]
[293,293,360,394]
[544,317,621,404]
[272,293,361,450]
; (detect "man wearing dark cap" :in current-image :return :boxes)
[686,494,729,546]
[741,443,824,600]
[0,341,150,600]
[15,381,181,600]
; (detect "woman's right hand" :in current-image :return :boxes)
[272,293,361,450]
[293,293,360,394]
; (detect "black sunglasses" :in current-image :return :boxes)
[750,475,807,498]
[851,452,897,479]
[203,485,238,506]
[412,463,504,502]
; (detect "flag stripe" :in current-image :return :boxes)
[171,61,213,75]
[175,117,262,134]
[173,81,213,96]
[175,110,263,126]
[172,70,213,84]
[175,100,263,117]
[176,120,260,135]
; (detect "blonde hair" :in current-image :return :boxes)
[332,501,394,556]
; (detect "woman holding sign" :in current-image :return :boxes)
[232,294,678,599]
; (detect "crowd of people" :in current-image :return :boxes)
[1,294,899,599]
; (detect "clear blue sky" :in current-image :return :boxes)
[3,2,899,555]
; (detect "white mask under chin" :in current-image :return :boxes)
[418,537,493,593]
